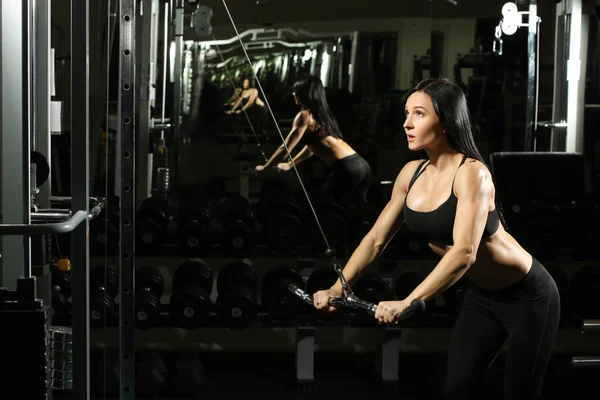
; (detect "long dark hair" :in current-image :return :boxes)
[292,76,343,138]
[406,77,508,229]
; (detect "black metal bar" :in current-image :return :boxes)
[119,0,137,398]
[571,356,600,368]
[583,319,600,335]
[70,0,91,398]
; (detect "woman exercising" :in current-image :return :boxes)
[255,75,372,202]
[313,77,560,399]
[225,77,266,114]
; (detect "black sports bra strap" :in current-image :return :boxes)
[409,160,429,190]
[451,155,469,190]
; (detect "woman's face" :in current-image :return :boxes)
[243,79,250,89]
[403,91,445,151]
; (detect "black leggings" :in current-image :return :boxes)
[442,258,560,400]
[322,153,372,202]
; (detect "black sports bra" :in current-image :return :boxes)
[403,155,500,246]
[300,127,330,146]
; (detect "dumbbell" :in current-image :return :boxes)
[216,260,258,330]
[442,278,470,325]
[341,195,379,248]
[218,195,257,257]
[135,267,164,330]
[305,267,345,324]
[51,268,72,326]
[569,265,600,321]
[261,266,307,324]
[394,271,433,321]
[352,273,388,326]
[173,352,206,396]
[259,190,305,253]
[90,266,118,328]
[135,351,168,398]
[177,202,212,255]
[169,259,213,329]
[136,196,169,254]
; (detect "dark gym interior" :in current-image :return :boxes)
[0,0,599,399]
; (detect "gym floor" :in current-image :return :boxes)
[53,352,598,400]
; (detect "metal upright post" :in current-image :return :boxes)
[136,0,159,209]
[70,0,91,398]
[348,31,359,93]
[171,0,184,209]
[550,3,568,151]
[565,0,587,153]
[550,0,588,153]
[35,0,51,209]
[1,1,30,289]
[119,0,137,398]
[336,37,344,90]
[22,0,33,281]
[524,0,538,151]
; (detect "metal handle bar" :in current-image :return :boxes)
[0,197,105,235]
[288,283,426,323]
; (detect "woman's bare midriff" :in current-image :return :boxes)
[429,226,533,291]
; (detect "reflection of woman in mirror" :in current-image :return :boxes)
[225,78,265,114]
[255,75,372,203]
[223,86,242,108]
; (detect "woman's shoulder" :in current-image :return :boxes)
[293,110,312,126]
[460,156,489,175]
[455,156,494,193]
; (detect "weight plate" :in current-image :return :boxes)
[50,341,72,352]
[136,267,164,298]
[49,349,72,362]
[48,326,72,342]
[261,267,306,322]
[50,360,72,372]
[169,286,212,329]
[172,260,213,295]
[51,369,73,381]
[216,284,258,330]
[216,261,256,295]
[135,290,162,330]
